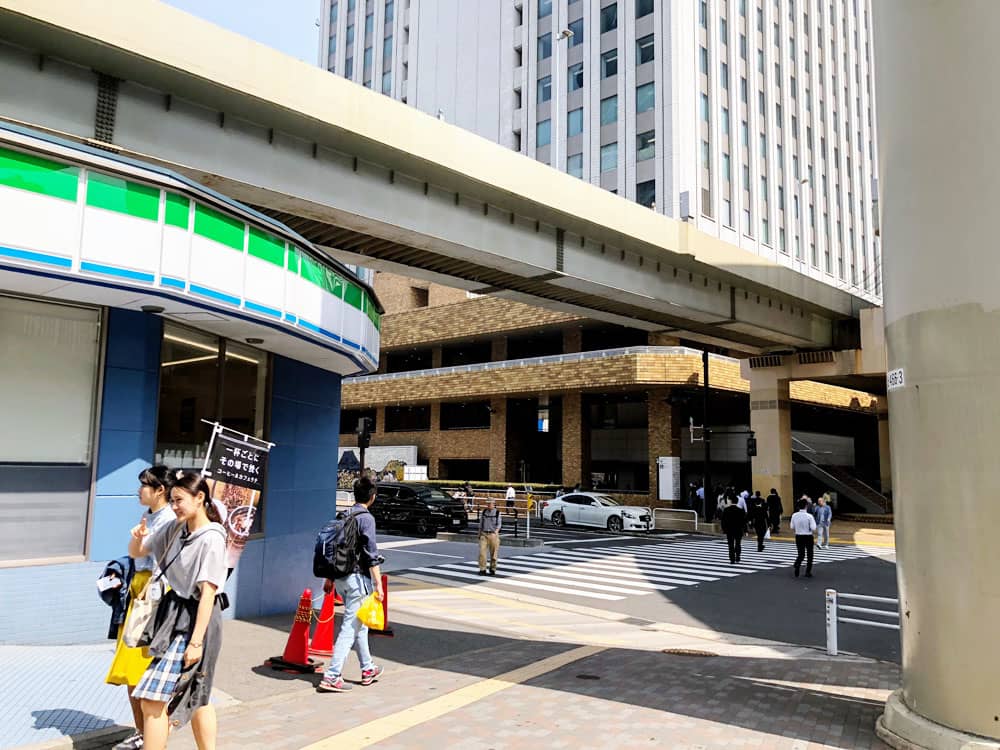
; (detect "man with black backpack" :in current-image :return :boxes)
[316,475,383,693]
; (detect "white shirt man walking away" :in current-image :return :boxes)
[790,498,818,578]
[478,497,502,576]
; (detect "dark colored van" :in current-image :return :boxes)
[372,482,469,536]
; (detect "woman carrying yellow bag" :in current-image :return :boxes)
[105,466,175,750]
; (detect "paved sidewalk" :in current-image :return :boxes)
[7,574,898,750]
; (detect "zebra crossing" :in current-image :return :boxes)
[406,536,887,603]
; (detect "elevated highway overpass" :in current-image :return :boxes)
[0,0,878,354]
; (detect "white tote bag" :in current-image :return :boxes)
[122,525,183,648]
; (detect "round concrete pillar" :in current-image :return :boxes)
[874,2,1000,747]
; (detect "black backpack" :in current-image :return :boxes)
[313,508,369,579]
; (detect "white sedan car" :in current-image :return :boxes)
[542,492,652,532]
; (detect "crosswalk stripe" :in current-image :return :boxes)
[527,554,711,585]
[541,550,740,579]
[666,540,864,560]
[495,557,676,592]
[557,547,763,574]
[504,554,695,587]
[599,546,778,569]
[410,566,624,601]
[437,563,652,597]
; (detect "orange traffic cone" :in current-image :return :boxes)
[267,589,323,672]
[334,590,344,606]
[370,574,394,638]
[309,590,337,657]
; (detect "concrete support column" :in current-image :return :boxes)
[561,392,589,488]
[874,3,1000,747]
[563,327,582,354]
[877,404,892,497]
[431,346,442,368]
[748,372,793,517]
[647,389,681,503]
[489,397,507,483]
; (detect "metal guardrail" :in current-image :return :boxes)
[825,589,900,656]
[653,508,699,531]
[344,346,737,384]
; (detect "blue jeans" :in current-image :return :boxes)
[323,573,374,680]
[817,525,830,547]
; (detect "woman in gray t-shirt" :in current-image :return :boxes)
[128,471,227,750]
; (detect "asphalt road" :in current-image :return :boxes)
[380,527,900,663]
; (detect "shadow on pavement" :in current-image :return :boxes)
[30,708,118,737]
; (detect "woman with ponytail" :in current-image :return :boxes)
[128,471,227,750]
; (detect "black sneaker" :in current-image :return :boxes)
[794,567,800,578]
[488,569,496,576]
[478,570,487,576]
[112,734,143,750]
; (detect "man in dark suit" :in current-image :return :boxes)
[766,488,783,534]
[720,496,748,564]
[748,490,770,551]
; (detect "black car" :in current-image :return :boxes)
[372,482,469,536]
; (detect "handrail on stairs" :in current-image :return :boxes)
[791,437,888,511]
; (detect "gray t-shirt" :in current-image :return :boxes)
[147,521,227,599]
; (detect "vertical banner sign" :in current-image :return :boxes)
[201,423,275,569]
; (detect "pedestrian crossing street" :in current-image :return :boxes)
[408,536,888,603]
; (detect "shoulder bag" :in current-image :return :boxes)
[122,523,185,648]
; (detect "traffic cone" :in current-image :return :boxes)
[370,574,394,638]
[334,590,344,606]
[267,588,323,672]
[309,590,337,657]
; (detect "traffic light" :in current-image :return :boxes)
[746,436,757,457]
[356,417,372,449]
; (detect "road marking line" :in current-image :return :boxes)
[301,645,604,750]
[379,538,446,549]
[384,549,464,558]
[437,563,648,596]
[410,567,623,601]
[543,535,635,544]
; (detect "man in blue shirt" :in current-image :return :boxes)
[318,475,383,693]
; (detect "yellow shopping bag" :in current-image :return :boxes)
[357,592,385,630]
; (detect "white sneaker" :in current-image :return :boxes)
[112,733,144,750]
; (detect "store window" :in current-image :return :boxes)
[385,405,431,432]
[155,323,268,471]
[0,296,102,562]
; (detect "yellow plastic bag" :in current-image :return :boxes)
[357,592,385,630]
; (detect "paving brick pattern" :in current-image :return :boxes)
[156,642,894,750]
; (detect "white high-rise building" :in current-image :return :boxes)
[320,0,881,303]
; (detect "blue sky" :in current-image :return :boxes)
[163,0,320,64]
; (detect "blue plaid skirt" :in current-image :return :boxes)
[132,634,189,703]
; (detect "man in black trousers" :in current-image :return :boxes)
[720,495,747,564]
[790,498,818,577]
[748,490,769,551]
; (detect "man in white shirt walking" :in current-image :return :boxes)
[790,498,818,578]
[505,485,516,510]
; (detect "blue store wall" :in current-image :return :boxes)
[229,355,341,618]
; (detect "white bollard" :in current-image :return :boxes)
[825,588,839,656]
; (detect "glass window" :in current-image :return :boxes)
[328,35,337,54]
[345,57,354,78]
[722,152,731,181]
[568,107,584,136]
[537,119,551,146]
[600,142,618,172]
[698,45,707,73]
[700,0,708,26]
[600,95,618,125]
[568,62,584,91]
[381,70,392,94]
[364,46,373,71]
[722,107,730,134]
[636,179,656,209]
[701,140,711,170]
[348,0,355,10]
[538,75,552,104]
[740,33,747,59]
[601,49,618,78]
[639,35,656,65]
[720,18,728,44]
[724,198,733,226]
[741,76,747,102]
[567,153,583,177]
[569,18,584,46]
[385,1,393,22]
[721,61,729,88]
[383,36,393,60]
[346,24,354,44]
[365,13,373,34]
[636,130,655,161]
[331,2,338,23]
[636,82,655,113]
[601,3,618,33]
[701,93,710,121]
[539,0,552,18]
[385,405,431,432]
[637,0,654,18]
[538,33,552,60]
